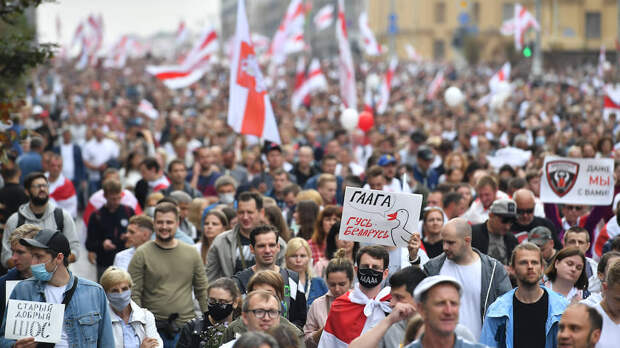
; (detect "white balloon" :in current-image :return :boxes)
[340,108,359,131]
[444,86,464,107]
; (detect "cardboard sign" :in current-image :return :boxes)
[339,187,423,247]
[5,300,65,343]
[540,156,614,205]
[5,280,20,305]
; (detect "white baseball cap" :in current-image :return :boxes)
[414,275,462,302]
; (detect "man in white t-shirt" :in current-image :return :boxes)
[83,128,120,196]
[592,260,620,347]
[423,218,512,340]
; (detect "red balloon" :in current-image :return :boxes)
[358,111,374,132]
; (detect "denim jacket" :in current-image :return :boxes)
[0,272,115,348]
[480,286,568,348]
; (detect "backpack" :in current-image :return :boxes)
[16,207,64,232]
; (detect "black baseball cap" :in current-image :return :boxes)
[20,229,70,258]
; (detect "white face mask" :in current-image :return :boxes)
[219,193,235,204]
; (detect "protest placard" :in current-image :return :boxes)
[339,187,423,248]
[540,156,614,205]
[5,280,19,305]
[5,299,65,343]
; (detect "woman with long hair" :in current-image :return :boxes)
[119,150,144,190]
[421,207,445,258]
[308,205,341,265]
[264,204,291,241]
[285,238,328,306]
[313,222,360,277]
[544,247,589,303]
[196,210,229,265]
[293,200,319,240]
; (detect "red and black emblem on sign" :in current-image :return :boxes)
[546,160,579,197]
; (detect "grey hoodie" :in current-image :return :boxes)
[423,248,512,320]
[2,202,80,267]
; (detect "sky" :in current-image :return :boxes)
[37,0,220,49]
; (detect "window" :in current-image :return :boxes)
[433,40,445,60]
[435,2,446,23]
[585,12,601,39]
[502,3,514,22]
[472,2,480,24]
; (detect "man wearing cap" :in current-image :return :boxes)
[399,131,427,167]
[471,198,520,265]
[374,154,401,192]
[425,218,512,340]
[511,189,562,249]
[404,275,487,348]
[412,146,439,191]
[529,226,557,264]
[0,229,115,347]
[481,242,568,348]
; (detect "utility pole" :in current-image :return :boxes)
[389,0,396,58]
[532,0,543,76]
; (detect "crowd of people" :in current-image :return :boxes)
[0,52,618,348]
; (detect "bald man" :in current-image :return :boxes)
[512,188,562,249]
[423,218,512,340]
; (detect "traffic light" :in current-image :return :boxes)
[522,42,533,58]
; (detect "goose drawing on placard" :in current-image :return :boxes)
[386,208,413,246]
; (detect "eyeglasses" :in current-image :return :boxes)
[31,183,48,190]
[516,208,534,215]
[246,309,280,319]
[500,217,515,224]
[208,298,233,306]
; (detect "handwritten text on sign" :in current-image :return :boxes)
[540,156,614,205]
[340,187,423,247]
[5,300,65,343]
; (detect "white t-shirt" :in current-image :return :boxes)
[594,302,620,348]
[59,143,75,181]
[440,258,483,340]
[44,284,69,348]
[83,138,119,180]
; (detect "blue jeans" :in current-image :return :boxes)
[157,329,180,348]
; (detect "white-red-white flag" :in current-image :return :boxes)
[427,70,445,100]
[269,0,305,64]
[598,45,606,78]
[506,3,539,50]
[604,84,620,122]
[376,58,398,114]
[182,25,218,69]
[337,0,356,108]
[405,44,422,62]
[138,99,159,120]
[291,56,308,111]
[291,58,328,111]
[359,12,382,56]
[104,35,132,69]
[305,58,328,92]
[251,33,270,52]
[176,20,189,46]
[314,4,334,31]
[489,62,511,93]
[228,0,280,144]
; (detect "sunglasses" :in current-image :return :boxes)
[516,208,534,215]
[500,217,515,224]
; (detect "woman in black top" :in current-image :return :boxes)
[421,207,445,258]
[177,278,241,348]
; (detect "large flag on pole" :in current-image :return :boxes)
[269,0,305,65]
[501,3,539,50]
[228,0,281,144]
[359,12,382,56]
[376,58,398,114]
[337,0,356,108]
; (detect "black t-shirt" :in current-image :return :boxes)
[513,290,548,348]
[422,239,444,259]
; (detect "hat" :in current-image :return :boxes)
[414,275,462,302]
[410,130,427,144]
[20,229,70,258]
[416,146,434,161]
[528,226,553,245]
[489,198,517,218]
[263,142,282,154]
[378,154,397,166]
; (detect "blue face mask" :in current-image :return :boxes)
[30,260,57,282]
[107,290,132,312]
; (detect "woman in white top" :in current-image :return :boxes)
[543,246,589,304]
[196,210,229,265]
[100,266,162,348]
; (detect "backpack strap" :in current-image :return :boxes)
[53,208,64,233]
[16,212,25,229]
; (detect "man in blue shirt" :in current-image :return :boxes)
[16,136,44,184]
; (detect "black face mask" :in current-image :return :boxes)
[208,303,234,322]
[357,268,384,289]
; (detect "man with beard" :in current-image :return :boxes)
[557,304,602,348]
[1,172,79,268]
[481,242,569,348]
[128,202,208,348]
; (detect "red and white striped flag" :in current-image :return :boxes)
[176,20,189,46]
[228,0,280,144]
[489,62,511,93]
[251,33,270,52]
[291,56,308,111]
[376,58,398,114]
[511,3,539,50]
[84,189,142,226]
[598,45,606,78]
[313,4,334,31]
[427,70,445,100]
[359,12,382,56]
[603,84,620,122]
[405,44,422,62]
[49,174,77,219]
[138,99,159,120]
[291,58,328,111]
[104,35,132,69]
[269,0,305,65]
[337,0,356,108]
